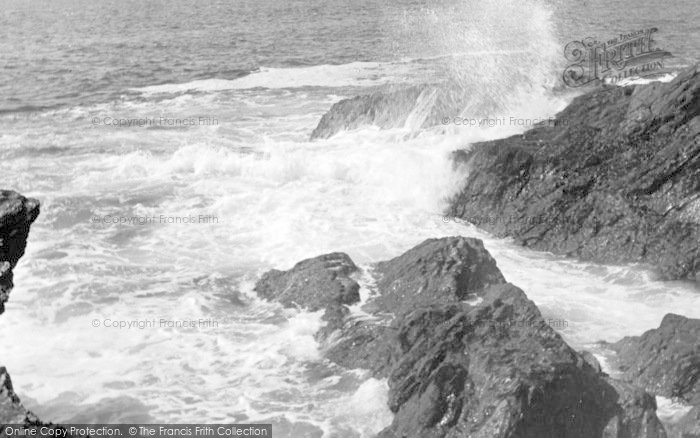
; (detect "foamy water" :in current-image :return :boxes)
[1,0,699,435]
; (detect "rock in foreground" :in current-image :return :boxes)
[0,190,50,431]
[0,190,40,314]
[0,365,64,436]
[610,314,700,406]
[448,63,700,282]
[367,237,505,316]
[255,237,668,437]
[608,314,700,438]
[0,366,42,426]
[254,252,360,311]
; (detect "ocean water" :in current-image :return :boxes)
[1,0,699,435]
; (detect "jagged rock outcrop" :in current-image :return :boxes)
[0,367,43,428]
[254,252,361,340]
[609,314,700,406]
[366,237,505,316]
[0,190,40,314]
[1,365,64,435]
[375,284,665,438]
[447,63,700,282]
[606,315,700,438]
[255,236,668,437]
[254,252,360,311]
[0,191,46,430]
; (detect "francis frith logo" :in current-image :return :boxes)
[563,27,672,87]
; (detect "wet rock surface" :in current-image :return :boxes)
[254,252,362,341]
[610,314,700,406]
[309,81,480,140]
[0,191,53,430]
[607,314,700,438]
[367,237,506,316]
[0,190,40,314]
[375,283,666,438]
[447,63,700,282]
[254,252,361,311]
[256,236,668,437]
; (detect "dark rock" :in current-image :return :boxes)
[609,314,700,406]
[0,192,50,430]
[603,379,668,438]
[0,190,40,314]
[254,252,360,311]
[0,192,64,431]
[257,237,668,437]
[447,63,700,282]
[376,283,666,438]
[368,237,506,316]
[324,236,506,375]
[253,252,362,343]
[323,316,395,376]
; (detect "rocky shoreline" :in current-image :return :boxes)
[0,191,40,315]
[303,63,700,436]
[447,64,700,283]
[0,191,46,428]
[309,63,700,282]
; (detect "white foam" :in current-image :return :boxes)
[656,396,694,424]
[338,378,393,437]
[463,295,484,306]
[133,62,413,95]
[607,72,677,86]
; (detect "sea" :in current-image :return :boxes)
[1,0,699,435]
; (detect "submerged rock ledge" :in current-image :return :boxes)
[309,81,484,140]
[256,237,670,438]
[448,63,700,282]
